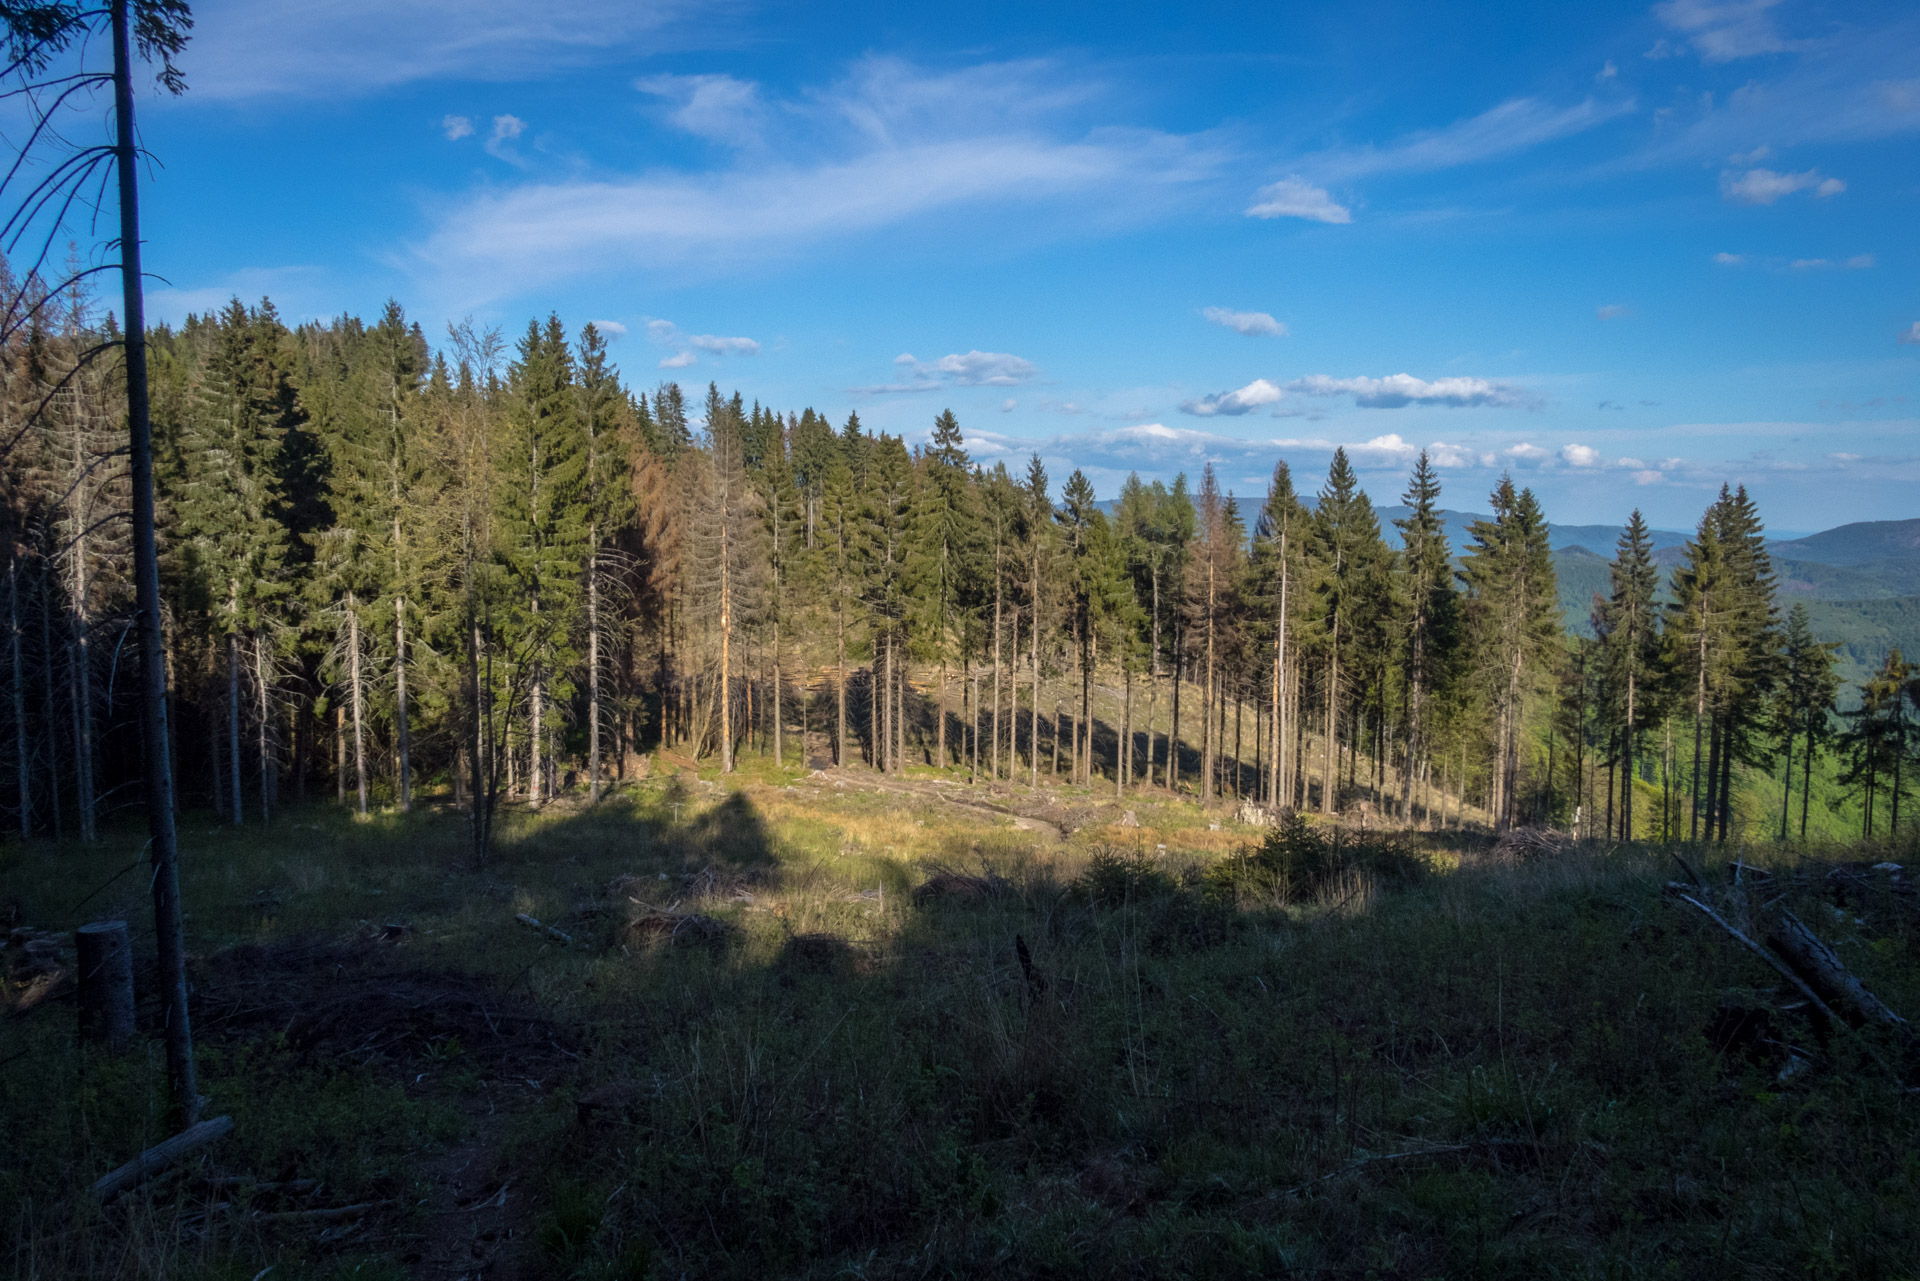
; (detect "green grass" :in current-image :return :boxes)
[4,767,1918,1279]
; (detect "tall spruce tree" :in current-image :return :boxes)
[1460,475,1557,830]
[1593,510,1660,840]
[1774,601,1839,840]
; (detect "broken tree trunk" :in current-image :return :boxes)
[75,920,134,1051]
[89,1115,234,1202]
[1767,910,1916,1050]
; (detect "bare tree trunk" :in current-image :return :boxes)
[1323,628,1340,815]
[836,609,846,766]
[393,594,410,811]
[335,705,345,806]
[40,570,62,840]
[588,542,602,801]
[227,630,243,827]
[254,632,272,826]
[1168,621,1182,792]
[1119,663,1130,798]
[348,593,368,816]
[1201,562,1216,802]
[990,585,1003,781]
[1029,612,1040,789]
[970,663,980,784]
[116,0,199,1119]
[68,544,96,843]
[9,559,28,838]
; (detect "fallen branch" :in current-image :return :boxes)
[515,913,574,946]
[90,1116,234,1202]
[1664,886,1841,1026]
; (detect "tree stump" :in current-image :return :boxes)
[76,920,135,1051]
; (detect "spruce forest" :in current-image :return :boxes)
[5,289,1902,851]
[5,3,1918,1279]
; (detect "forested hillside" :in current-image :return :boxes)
[3,287,1913,848]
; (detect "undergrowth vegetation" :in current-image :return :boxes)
[3,768,1917,1279]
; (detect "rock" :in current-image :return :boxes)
[1118,809,1139,828]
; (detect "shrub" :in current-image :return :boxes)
[1206,816,1423,905]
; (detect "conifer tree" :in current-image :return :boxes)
[911,409,976,767]
[576,323,632,799]
[1774,602,1839,840]
[1593,510,1660,839]
[1460,474,1557,829]
[1392,452,1455,823]
[1248,461,1308,811]
[495,316,586,800]
[1310,448,1384,814]
[1018,455,1052,787]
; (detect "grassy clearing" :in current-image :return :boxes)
[3,764,1917,1279]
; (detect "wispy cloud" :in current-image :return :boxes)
[589,319,627,336]
[659,349,698,368]
[636,73,766,147]
[441,114,474,141]
[1180,379,1284,417]
[1306,96,1635,182]
[1789,254,1874,270]
[1596,303,1629,320]
[1283,373,1532,409]
[1900,322,1920,346]
[1653,0,1794,64]
[1202,306,1287,337]
[182,0,706,100]
[1719,166,1844,203]
[416,58,1227,297]
[1245,178,1350,223]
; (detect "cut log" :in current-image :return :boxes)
[1766,911,1915,1050]
[76,921,135,1051]
[90,1116,234,1202]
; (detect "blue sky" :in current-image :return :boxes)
[131,0,1919,532]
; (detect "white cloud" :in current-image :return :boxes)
[855,349,1039,394]
[1633,470,1664,485]
[688,334,760,356]
[1653,0,1793,63]
[658,349,697,368]
[1596,303,1628,319]
[1899,322,1920,345]
[1202,306,1287,337]
[1617,456,1647,469]
[1597,60,1618,82]
[1283,373,1532,409]
[589,319,627,336]
[442,114,474,141]
[1561,443,1602,467]
[1727,144,1771,164]
[1245,178,1351,224]
[1180,378,1285,417]
[636,73,766,148]
[1713,251,1746,265]
[1720,166,1842,204]
[1001,398,1017,412]
[1505,442,1550,462]
[485,113,527,162]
